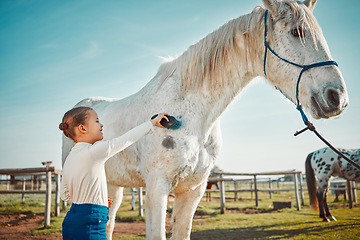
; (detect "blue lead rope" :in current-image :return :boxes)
[263,10,338,125]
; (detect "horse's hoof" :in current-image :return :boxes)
[322,218,330,222]
[328,216,337,221]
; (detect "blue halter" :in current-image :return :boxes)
[263,10,338,124]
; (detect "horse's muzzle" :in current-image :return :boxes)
[311,87,348,119]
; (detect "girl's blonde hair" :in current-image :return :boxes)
[59,107,93,141]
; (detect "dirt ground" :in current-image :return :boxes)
[0,199,277,240]
[0,213,61,240]
[0,212,157,240]
[0,212,172,239]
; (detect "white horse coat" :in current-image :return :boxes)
[62,0,348,239]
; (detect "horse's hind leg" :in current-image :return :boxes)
[106,184,124,240]
[316,187,330,222]
[323,188,337,221]
[171,181,207,240]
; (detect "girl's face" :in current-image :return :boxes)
[84,110,103,144]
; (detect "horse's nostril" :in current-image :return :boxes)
[326,88,340,108]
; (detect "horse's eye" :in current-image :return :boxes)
[291,28,305,38]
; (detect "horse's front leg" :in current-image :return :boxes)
[171,181,207,240]
[145,172,170,240]
[106,184,124,240]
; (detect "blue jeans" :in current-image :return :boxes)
[62,203,109,240]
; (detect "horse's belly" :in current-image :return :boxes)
[105,151,146,188]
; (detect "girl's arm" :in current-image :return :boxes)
[89,121,154,163]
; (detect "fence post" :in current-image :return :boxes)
[62,201,67,212]
[10,175,15,187]
[254,175,258,207]
[36,175,39,190]
[250,181,253,199]
[31,175,34,191]
[43,162,52,227]
[299,172,305,206]
[219,173,226,214]
[234,181,237,201]
[269,178,272,199]
[21,179,26,202]
[55,174,60,216]
[131,188,136,210]
[347,180,353,209]
[351,181,357,203]
[293,172,300,210]
[138,188,143,217]
[6,177,10,190]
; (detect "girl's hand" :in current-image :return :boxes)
[108,197,113,208]
[151,113,169,128]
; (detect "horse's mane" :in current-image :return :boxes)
[155,2,321,94]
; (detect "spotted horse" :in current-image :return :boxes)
[305,147,360,222]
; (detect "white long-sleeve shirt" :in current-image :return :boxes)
[61,121,153,207]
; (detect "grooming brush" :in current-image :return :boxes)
[151,114,182,129]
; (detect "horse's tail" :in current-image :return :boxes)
[305,152,318,210]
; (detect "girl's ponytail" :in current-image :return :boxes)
[59,122,68,131]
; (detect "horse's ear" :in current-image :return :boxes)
[303,0,317,11]
[263,0,281,16]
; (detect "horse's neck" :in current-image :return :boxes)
[178,9,265,126]
[136,8,265,130]
[188,73,255,130]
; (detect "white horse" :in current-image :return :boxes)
[62,0,348,239]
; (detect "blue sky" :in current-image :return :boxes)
[0,0,359,174]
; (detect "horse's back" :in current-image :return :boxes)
[75,97,122,120]
[308,147,360,181]
[337,148,360,181]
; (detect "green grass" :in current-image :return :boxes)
[190,208,360,239]
[1,190,359,239]
[113,206,360,240]
[26,212,66,236]
[114,190,360,240]
[0,201,40,215]
[114,236,146,240]
[0,194,66,235]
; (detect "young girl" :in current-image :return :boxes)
[59,106,168,240]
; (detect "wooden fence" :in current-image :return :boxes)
[0,162,62,227]
[125,170,307,216]
[113,170,359,216]
[208,170,303,213]
[1,167,358,220]
[207,170,358,214]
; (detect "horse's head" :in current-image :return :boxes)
[262,0,348,119]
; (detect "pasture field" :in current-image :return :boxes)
[0,187,359,239]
